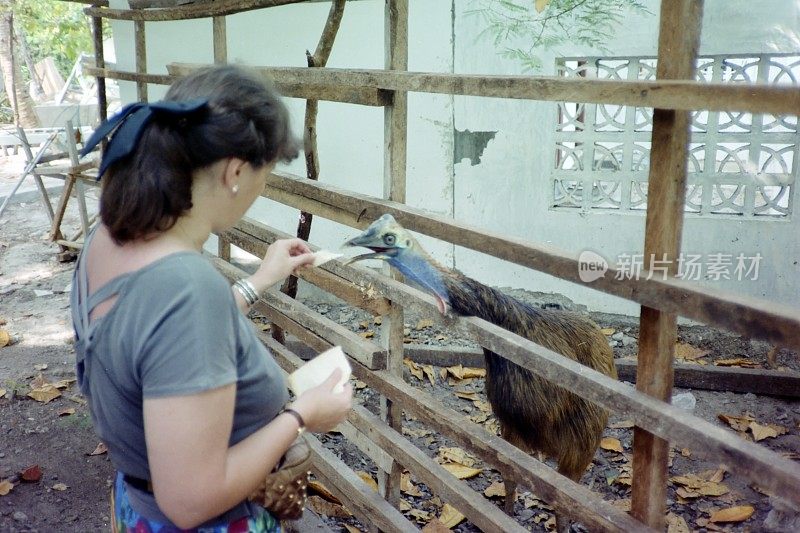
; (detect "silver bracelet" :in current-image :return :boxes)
[233,278,259,306]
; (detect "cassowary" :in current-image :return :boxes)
[345,214,617,511]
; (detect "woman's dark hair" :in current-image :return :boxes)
[100,65,299,242]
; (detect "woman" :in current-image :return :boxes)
[70,65,352,531]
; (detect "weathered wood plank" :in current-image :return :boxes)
[82,65,174,85]
[380,0,408,510]
[169,63,800,116]
[632,2,703,527]
[91,15,107,122]
[86,0,305,20]
[169,63,391,105]
[212,16,226,63]
[134,20,148,101]
[261,171,800,352]
[403,344,800,399]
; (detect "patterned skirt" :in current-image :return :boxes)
[111,472,280,533]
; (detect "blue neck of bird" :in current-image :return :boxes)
[389,253,451,306]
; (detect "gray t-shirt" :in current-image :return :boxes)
[71,243,288,525]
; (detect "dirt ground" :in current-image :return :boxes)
[1,178,799,532]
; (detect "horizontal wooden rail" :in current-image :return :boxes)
[403,345,800,399]
[171,62,800,115]
[85,0,305,21]
[260,321,648,532]
[261,171,800,352]
[83,63,391,106]
[83,65,174,85]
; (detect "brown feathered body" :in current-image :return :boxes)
[439,267,617,481]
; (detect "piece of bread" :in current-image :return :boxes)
[311,250,343,267]
[288,346,352,396]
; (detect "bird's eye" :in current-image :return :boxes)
[383,234,396,246]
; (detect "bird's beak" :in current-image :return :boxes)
[342,233,392,265]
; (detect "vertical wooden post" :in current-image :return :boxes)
[92,15,107,123]
[213,16,227,64]
[213,15,231,262]
[631,1,703,529]
[378,0,408,510]
[134,20,147,102]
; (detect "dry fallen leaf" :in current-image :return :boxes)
[21,465,42,482]
[709,505,754,523]
[474,400,493,414]
[718,413,755,433]
[356,471,378,492]
[0,480,13,496]
[461,367,486,379]
[535,0,550,14]
[484,481,506,498]
[600,328,615,336]
[0,388,6,399]
[441,464,482,480]
[749,421,786,442]
[666,513,690,533]
[52,379,76,390]
[403,358,424,381]
[0,330,10,348]
[600,437,624,453]
[408,509,432,522]
[34,363,48,371]
[416,319,434,330]
[307,480,341,504]
[58,407,76,417]
[307,495,351,518]
[421,519,450,533]
[28,384,61,403]
[455,390,480,401]
[359,331,374,339]
[445,365,464,380]
[422,365,436,386]
[680,448,692,457]
[675,343,708,361]
[714,358,759,368]
[401,472,423,497]
[438,447,476,467]
[52,483,68,491]
[439,504,465,528]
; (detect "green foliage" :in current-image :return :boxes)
[15,0,95,76]
[469,0,651,71]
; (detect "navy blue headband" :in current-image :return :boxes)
[81,98,209,178]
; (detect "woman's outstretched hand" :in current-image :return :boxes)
[289,368,353,433]
[250,238,315,291]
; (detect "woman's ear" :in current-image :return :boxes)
[220,158,247,193]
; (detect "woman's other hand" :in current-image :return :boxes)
[251,238,315,291]
[289,368,353,433]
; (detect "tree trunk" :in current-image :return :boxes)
[0,2,39,128]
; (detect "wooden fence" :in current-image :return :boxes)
[71,0,800,530]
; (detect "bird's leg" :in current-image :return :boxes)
[503,478,517,515]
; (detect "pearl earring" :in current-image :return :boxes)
[231,184,239,195]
